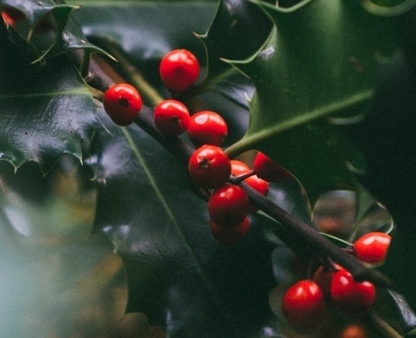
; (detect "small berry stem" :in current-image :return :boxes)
[230,170,256,184]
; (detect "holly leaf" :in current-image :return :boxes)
[68,1,218,84]
[224,0,400,203]
[68,1,267,110]
[0,0,112,62]
[0,22,100,171]
[69,0,256,144]
[198,0,273,74]
[90,111,290,337]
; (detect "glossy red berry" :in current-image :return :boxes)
[253,151,292,182]
[154,99,190,136]
[230,160,269,213]
[330,269,375,318]
[281,280,326,330]
[188,145,231,189]
[210,216,250,245]
[353,232,391,265]
[159,49,200,92]
[312,264,344,301]
[103,83,142,126]
[208,184,249,228]
[187,110,228,147]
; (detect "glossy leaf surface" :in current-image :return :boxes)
[0,22,99,170]
[90,112,282,337]
[1,0,416,337]
[225,0,398,202]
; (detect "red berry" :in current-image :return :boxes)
[230,160,251,175]
[210,217,250,245]
[312,264,344,301]
[338,323,368,338]
[188,145,231,189]
[230,160,269,213]
[103,83,142,126]
[353,232,391,265]
[330,269,375,318]
[154,99,190,136]
[187,110,228,147]
[208,184,249,228]
[159,49,200,92]
[1,7,25,28]
[253,151,292,182]
[281,280,326,330]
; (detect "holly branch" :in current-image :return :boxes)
[79,49,394,289]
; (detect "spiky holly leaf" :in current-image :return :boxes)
[0,22,100,171]
[0,0,112,62]
[68,0,264,143]
[224,0,400,203]
[197,0,273,75]
[89,107,311,337]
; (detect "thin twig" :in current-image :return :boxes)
[238,180,395,289]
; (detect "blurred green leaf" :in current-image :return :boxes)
[363,0,416,15]
[0,156,122,338]
[369,287,416,336]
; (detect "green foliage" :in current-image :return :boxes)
[90,116,284,336]
[225,0,397,203]
[0,42,98,170]
[1,0,416,337]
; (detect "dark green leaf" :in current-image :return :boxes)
[0,22,100,171]
[363,0,416,14]
[0,0,112,61]
[68,0,255,144]
[68,1,217,83]
[198,0,273,64]
[90,112,286,337]
[68,1,260,116]
[224,0,399,203]
[370,288,416,336]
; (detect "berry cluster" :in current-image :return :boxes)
[101,49,393,334]
[188,148,295,245]
[102,48,292,245]
[281,231,391,332]
[101,50,393,333]
[281,267,375,333]
[188,146,268,245]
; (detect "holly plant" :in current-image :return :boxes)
[1,0,416,337]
